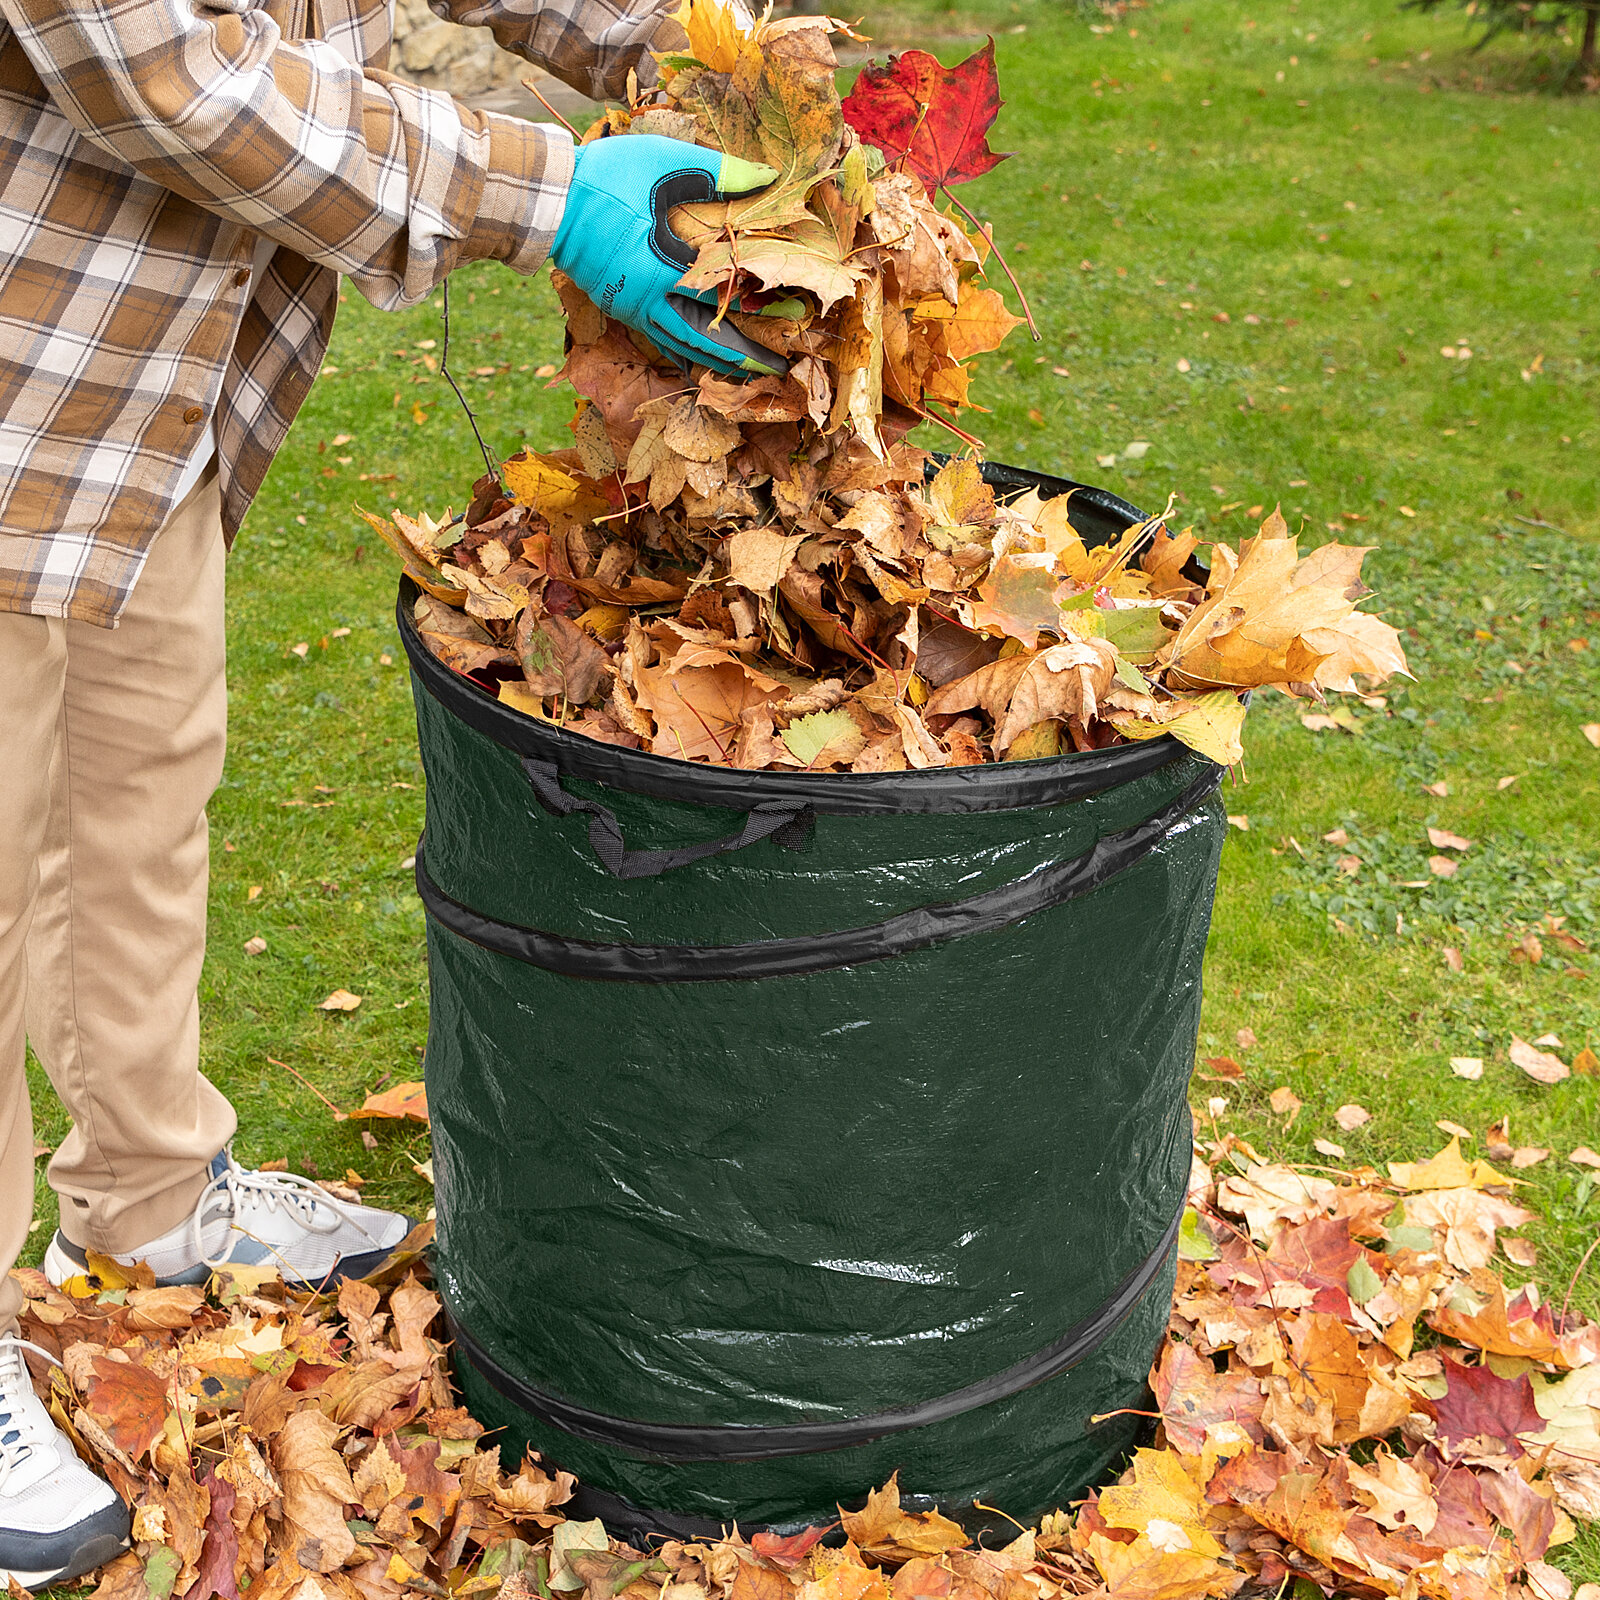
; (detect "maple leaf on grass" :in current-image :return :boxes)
[1427,1354,1543,1456]
[1389,1136,1514,1192]
[352,1080,429,1123]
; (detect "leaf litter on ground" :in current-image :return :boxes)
[364,0,1408,774]
[17,1119,1600,1600]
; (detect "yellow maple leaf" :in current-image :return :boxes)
[912,281,1024,361]
[1086,1530,1241,1600]
[1098,1448,1225,1559]
[667,0,748,76]
[1388,1136,1516,1192]
[1166,510,1406,694]
[1110,690,1246,767]
[837,1474,968,1561]
[501,451,609,523]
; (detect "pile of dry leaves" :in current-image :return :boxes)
[367,0,1409,772]
[20,1122,1597,1600]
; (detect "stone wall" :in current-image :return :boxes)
[388,0,532,98]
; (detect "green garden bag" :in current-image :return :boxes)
[400,465,1228,1539]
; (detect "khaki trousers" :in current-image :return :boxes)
[0,472,237,1327]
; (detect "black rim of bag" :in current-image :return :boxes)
[414,760,1223,981]
[397,464,1198,818]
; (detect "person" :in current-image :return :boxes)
[0,0,776,1583]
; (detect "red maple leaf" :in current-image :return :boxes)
[189,1469,241,1600]
[841,40,1010,197]
[750,1524,834,1569]
[1426,1355,1542,1455]
[1151,1339,1266,1456]
[85,1355,170,1460]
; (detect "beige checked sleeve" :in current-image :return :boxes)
[0,0,576,308]
[430,0,687,103]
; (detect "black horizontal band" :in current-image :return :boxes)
[415,765,1222,984]
[449,1202,1183,1464]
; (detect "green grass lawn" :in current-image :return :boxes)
[24,0,1600,1572]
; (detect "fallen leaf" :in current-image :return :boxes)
[781,708,867,769]
[1404,1187,1536,1270]
[1428,1353,1543,1455]
[273,1410,359,1570]
[85,1356,170,1460]
[1509,1036,1568,1085]
[1450,1056,1483,1079]
[839,1473,968,1561]
[352,1081,429,1124]
[1098,1447,1224,1557]
[1334,1104,1370,1131]
[316,990,362,1012]
[1388,1137,1512,1192]
[1347,1449,1437,1536]
[1427,827,1472,850]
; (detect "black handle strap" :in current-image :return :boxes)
[520,757,814,880]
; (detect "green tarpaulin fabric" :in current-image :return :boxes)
[402,467,1228,1538]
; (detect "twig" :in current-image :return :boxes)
[971,1500,1031,1532]
[1559,1228,1600,1332]
[1513,514,1569,534]
[940,186,1039,340]
[521,78,578,137]
[906,398,985,450]
[440,277,501,483]
[266,1055,349,1121]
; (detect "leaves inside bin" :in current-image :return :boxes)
[366,0,1408,769]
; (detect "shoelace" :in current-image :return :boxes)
[193,1155,383,1271]
[0,1336,64,1495]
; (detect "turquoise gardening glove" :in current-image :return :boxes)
[550,136,789,379]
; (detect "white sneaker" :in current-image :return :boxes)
[0,1336,129,1586]
[44,1148,415,1291]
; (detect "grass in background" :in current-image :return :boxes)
[23,0,1600,1571]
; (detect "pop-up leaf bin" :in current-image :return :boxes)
[397,464,1229,1540]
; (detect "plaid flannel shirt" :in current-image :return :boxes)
[0,0,680,627]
